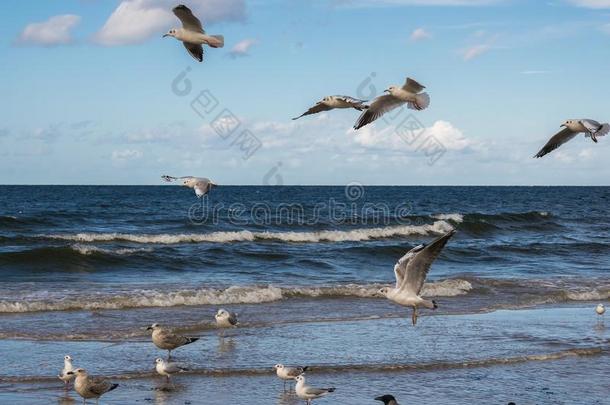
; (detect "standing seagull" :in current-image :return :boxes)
[295,375,335,404]
[293,95,368,120]
[66,368,118,404]
[273,364,308,391]
[375,395,400,405]
[215,308,238,335]
[162,175,217,198]
[596,304,606,316]
[534,119,609,158]
[378,229,456,326]
[58,355,75,390]
[155,358,189,384]
[163,5,224,62]
[146,323,199,359]
[354,77,430,130]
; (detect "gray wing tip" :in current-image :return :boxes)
[109,383,119,392]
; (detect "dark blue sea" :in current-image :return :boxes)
[0,186,608,404]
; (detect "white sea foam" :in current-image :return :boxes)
[0,279,472,313]
[46,220,455,245]
[432,213,464,223]
[71,244,153,256]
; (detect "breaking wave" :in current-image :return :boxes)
[42,220,455,244]
[0,279,472,313]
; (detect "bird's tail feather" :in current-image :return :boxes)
[186,337,199,345]
[209,35,224,48]
[109,384,119,392]
[411,92,430,111]
[598,123,610,137]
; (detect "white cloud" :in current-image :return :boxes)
[565,0,610,8]
[94,0,246,46]
[228,38,258,58]
[336,0,505,6]
[352,120,474,152]
[461,43,491,60]
[410,28,431,42]
[16,15,81,46]
[112,149,143,161]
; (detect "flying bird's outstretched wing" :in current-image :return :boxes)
[534,127,578,158]
[335,95,367,105]
[162,175,190,183]
[292,102,333,120]
[173,5,204,33]
[402,77,425,93]
[400,229,456,295]
[183,42,203,62]
[353,95,404,129]
[393,245,424,289]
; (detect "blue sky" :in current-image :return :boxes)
[1,0,610,185]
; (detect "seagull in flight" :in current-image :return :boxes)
[162,175,217,198]
[378,229,456,326]
[163,5,224,62]
[354,77,430,130]
[293,95,368,120]
[534,119,609,158]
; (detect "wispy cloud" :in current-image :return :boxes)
[111,149,143,161]
[16,15,81,46]
[228,38,258,58]
[410,28,431,41]
[459,33,498,61]
[461,43,491,60]
[520,70,551,75]
[94,0,246,46]
[565,0,610,8]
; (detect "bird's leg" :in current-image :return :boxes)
[283,380,286,391]
[412,307,418,326]
[167,350,172,360]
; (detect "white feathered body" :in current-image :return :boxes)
[59,358,74,383]
[389,87,430,111]
[386,289,433,308]
[174,29,224,47]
